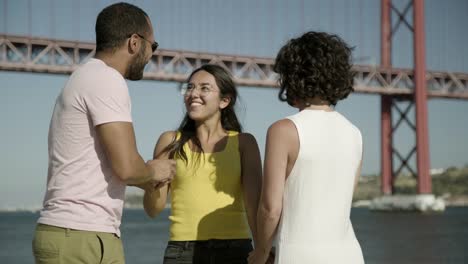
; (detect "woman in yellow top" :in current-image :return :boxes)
[143,64,262,264]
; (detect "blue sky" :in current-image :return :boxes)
[1,0,467,209]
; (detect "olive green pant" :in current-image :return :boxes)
[32,224,125,264]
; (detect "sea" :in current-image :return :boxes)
[1,207,467,264]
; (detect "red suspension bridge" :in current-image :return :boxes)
[1,0,468,196]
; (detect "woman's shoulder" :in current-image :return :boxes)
[154,131,178,158]
[237,132,259,150]
[160,130,178,138]
[268,119,297,135]
[158,131,178,145]
[332,113,362,136]
[237,132,256,142]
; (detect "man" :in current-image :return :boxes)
[32,3,174,263]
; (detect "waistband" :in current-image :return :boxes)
[36,224,120,238]
[169,239,251,249]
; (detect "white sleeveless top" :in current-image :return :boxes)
[275,109,364,264]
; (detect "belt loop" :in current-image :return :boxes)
[65,228,70,237]
[184,241,190,249]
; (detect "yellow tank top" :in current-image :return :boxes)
[169,131,250,241]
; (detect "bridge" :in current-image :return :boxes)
[1,34,467,99]
[1,0,467,198]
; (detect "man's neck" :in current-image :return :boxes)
[95,51,127,77]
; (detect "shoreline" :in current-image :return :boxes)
[352,198,468,208]
[3,195,468,213]
[1,203,468,213]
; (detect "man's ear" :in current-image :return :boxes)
[127,34,139,55]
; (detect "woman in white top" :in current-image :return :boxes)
[248,31,365,264]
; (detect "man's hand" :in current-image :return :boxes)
[129,180,168,191]
[146,159,176,185]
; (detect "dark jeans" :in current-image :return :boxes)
[163,239,253,264]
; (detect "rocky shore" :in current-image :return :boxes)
[352,165,468,208]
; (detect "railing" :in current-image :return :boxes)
[1,34,468,99]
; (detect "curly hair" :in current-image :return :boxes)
[273,31,355,106]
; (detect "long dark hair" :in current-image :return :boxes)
[163,64,242,163]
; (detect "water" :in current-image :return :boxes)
[1,208,467,264]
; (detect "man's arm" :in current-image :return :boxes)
[96,122,174,184]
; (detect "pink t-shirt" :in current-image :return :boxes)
[38,58,132,236]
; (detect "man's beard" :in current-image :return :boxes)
[127,44,148,81]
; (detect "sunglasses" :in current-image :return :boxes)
[130,33,159,52]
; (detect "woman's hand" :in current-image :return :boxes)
[266,247,275,264]
[248,249,269,264]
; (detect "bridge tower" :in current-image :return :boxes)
[380,0,431,194]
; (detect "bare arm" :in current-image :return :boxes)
[249,119,297,264]
[96,122,154,184]
[239,133,263,245]
[143,131,176,218]
[96,122,175,186]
